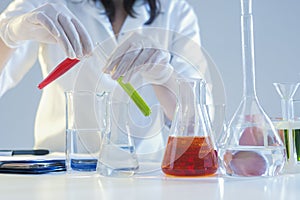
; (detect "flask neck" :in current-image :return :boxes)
[241,0,257,98]
[175,78,211,137]
[177,78,202,110]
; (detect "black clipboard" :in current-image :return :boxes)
[0,151,67,174]
[0,158,66,174]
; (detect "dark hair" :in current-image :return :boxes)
[94,0,160,25]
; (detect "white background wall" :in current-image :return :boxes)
[1,0,300,148]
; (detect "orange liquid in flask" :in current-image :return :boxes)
[161,136,218,176]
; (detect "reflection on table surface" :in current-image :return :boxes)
[0,170,300,200]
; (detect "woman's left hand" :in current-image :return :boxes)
[103,32,173,84]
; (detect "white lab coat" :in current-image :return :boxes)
[0,0,210,152]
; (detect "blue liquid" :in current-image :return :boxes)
[120,145,135,153]
[70,159,97,171]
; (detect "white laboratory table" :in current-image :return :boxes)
[0,170,299,200]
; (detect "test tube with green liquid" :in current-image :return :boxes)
[117,77,151,116]
[276,123,300,162]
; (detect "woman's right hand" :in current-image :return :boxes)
[1,3,93,58]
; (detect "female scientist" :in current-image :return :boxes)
[0,0,208,152]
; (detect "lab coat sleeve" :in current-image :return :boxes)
[0,0,48,97]
[168,0,205,78]
[0,42,38,97]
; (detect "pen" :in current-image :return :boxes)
[0,149,50,156]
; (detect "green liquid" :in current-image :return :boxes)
[279,129,300,161]
[295,129,300,161]
[117,77,151,117]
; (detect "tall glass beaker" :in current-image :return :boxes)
[218,0,286,177]
[65,91,109,173]
[161,78,218,176]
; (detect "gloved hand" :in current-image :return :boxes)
[0,3,93,58]
[103,32,174,84]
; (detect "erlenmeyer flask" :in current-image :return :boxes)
[273,82,300,171]
[161,78,218,176]
[97,98,139,177]
[218,0,286,177]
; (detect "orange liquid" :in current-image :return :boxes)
[161,136,218,176]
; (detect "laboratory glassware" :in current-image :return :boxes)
[65,91,109,173]
[161,78,218,176]
[218,0,286,177]
[273,82,300,172]
[97,98,139,177]
[38,49,151,117]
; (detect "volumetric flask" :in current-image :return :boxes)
[161,78,218,176]
[218,0,285,177]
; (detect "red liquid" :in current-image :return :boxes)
[161,136,218,176]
